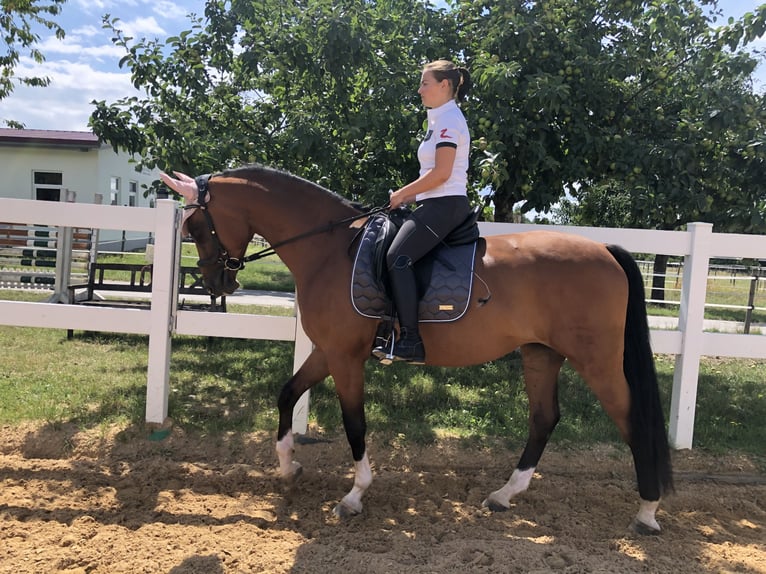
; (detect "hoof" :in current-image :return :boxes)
[630,518,661,536]
[482,497,510,513]
[282,461,303,483]
[332,501,361,519]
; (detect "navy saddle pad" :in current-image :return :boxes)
[351,215,478,323]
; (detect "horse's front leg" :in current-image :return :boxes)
[275,347,329,481]
[327,355,372,518]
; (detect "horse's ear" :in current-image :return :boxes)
[160,172,198,203]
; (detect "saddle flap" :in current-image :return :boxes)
[351,212,479,323]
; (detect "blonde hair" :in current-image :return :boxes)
[423,60,472,102]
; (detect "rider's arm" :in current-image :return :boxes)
[388,146,456,209]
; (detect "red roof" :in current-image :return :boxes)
[0,128,101,149]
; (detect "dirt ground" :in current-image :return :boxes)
[0,423,764,574]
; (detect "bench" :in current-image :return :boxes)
[66,262,226,337]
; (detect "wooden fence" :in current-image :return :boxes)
[2,197,766,448]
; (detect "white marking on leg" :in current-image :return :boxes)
[484,467,535,509]
[275,432,302,478]
[339,452,372,515]
[635,499,661,532]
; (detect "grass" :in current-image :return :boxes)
[645,270,766,324]
[0,314,764,466]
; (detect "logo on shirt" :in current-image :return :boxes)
[423,129,433,142]
[439,129,453,139]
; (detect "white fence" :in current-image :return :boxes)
[0,198,314,432]
[1,197,765,449]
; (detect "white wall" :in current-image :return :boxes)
[1,145,98,201]
[0,143,160,249]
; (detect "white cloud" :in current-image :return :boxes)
[111,16,166,38]
[73,0,198,22]
[37,35,125,63]
[152,1,199,20]
[0,58,137,130]
[70,24,103,38]
[73,0,139,14]
[0,0,206,130]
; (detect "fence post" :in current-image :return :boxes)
[668,222,712,449]
[145,199,180,424]
[290,295,314,434]
[744,268,759,335]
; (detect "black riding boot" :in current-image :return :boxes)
[372,263,425,364]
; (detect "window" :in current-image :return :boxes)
[128,180,138,206]
[33,171,63,202]
[110,176,121,205]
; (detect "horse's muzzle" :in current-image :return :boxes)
[204,267,240,297]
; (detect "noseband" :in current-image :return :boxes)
[183,174,389,271]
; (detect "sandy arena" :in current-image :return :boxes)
[0,423,764,573]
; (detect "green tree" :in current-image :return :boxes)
[461,0,766,225]
[90,0,766,235]
[90,0,457,202]
[0,0,66,125]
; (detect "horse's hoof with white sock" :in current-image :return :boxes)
[630,518,661,535]
[482,495,510,512]
[632,499,662,534]
[333,500,362,519]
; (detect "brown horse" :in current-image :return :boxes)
[160,165,673,533]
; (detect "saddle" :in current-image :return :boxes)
[351,205,481,323]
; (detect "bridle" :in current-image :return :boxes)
[184,174,388,271]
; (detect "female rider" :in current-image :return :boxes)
[372,59,472,364]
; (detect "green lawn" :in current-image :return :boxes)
[0,318,763,466]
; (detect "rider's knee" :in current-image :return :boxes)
[389,254,413,271]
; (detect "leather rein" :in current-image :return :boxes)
[184,174,388,271]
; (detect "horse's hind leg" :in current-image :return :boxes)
[275,347,329,480]
[484,343,564,511]
[572,354,664,533]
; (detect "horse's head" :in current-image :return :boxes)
[160,171,247,297]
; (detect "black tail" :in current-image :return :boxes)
[606,244,674,499]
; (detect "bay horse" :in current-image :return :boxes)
[160,165,673,534]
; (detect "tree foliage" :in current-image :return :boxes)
[0,0,66,122]
[90,0,766,233]
[462,0,766,228]
[91,0,458,203]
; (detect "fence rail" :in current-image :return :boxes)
[1,199,766,449]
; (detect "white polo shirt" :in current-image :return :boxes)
[416,99,470,201]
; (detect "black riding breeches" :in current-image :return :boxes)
[386,195,471,272]
[385,195,471,332]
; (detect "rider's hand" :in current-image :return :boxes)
[388,189,407,210]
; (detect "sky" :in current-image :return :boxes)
[0,0,764,132]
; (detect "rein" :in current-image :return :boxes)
[185,174,389,271]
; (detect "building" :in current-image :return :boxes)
[0,128,161,250]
